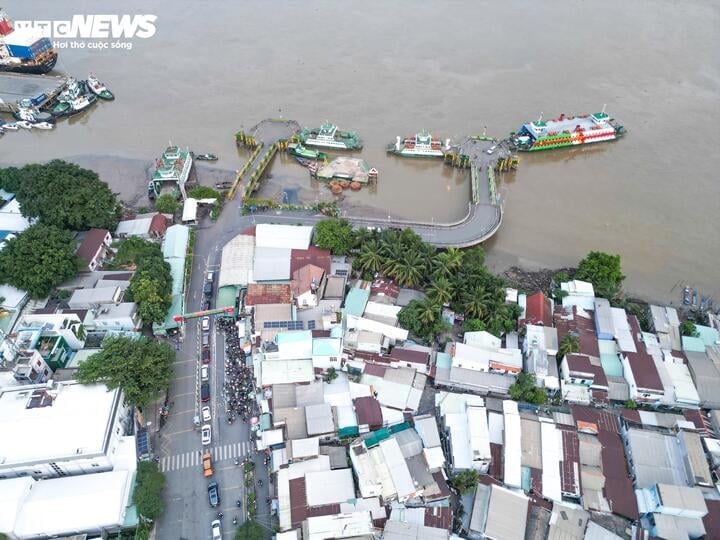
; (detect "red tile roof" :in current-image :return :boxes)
[354,396,383,428]
[488,443,504,481]
[424,506,453,530]
[703,500,720,538]
[561,430,581,496]
[245,283,292,306]
[554,307,599,357]
[76,228,109,265]
[149,213,168,235]
[624,351,663,392]
[529,467,542,495]
[371,278,400,299]
[290,246,331,275]
[389,347,429,366]
[566,354,594,375]
[431,471,451,499]
[363,363,387,377]
[524,291,553,326]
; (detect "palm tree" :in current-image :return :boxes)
[461,285,495,320]
[416,298,440,325]
[388,250,424,288]
[380,230,404,273]
[432,253,454,280]
[445,247,464,270]
[356,239,383,275]
[558,333,581,360]
[427,277,454,306]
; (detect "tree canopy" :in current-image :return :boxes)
[112,237,163,268]
[398,298,449,343]
[133,461,166,521]
[0,160,121,230]
[0,224,79,298]
[234,519,264,540]
[125,252,172,326]
[680,320,699,337]
[76,336,175,407]
[450,469,479,494]
[313,218,354,255]
[575,251,625,300]
[558,333,581,360]
[154,193,180,214]
[188,185,220,200]
[508,372,546,405]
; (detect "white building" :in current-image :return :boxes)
[560,280,595,311]
[0,381,132,480]
[256,224,314,250]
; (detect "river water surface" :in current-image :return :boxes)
[2,0,719,303]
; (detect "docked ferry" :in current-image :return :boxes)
[512,109,625,152]
[287,142,327,162]
[299,122,363,150]
[0,10,57,74]
[387,130,450,158]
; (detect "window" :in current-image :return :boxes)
[91,463,100,468]
[330,357,337,362]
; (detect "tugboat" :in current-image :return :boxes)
[86,75,115,101]
[299,122,362,150]
[51,78,97,117]
[511,107,625,152]
[0,9,57,74]
[287,142,327,162]
[387,130,450,158]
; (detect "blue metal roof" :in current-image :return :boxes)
[344,283,370,318]
[276,329,312,344]
[312,337,341,356]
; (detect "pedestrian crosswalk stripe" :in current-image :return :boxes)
[160,441,251,472]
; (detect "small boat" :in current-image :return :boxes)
[294,156,314,167]
[86,75,115,101]
[682,287,692,305]
[32,121,54,130]
[195,154,218,161]
[15,120,33,129]
[1,122,19,131]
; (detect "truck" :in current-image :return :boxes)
[202,451,213,477]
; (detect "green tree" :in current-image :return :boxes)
[324,367,338,383]
[77,336,175,408]
[463,319,486,332]
[125,255,172,326]
[313,218,354,255]
[0,224,79,298]
[154,193,180,214]
[398,299,449,344]
[508,372,547,405]
[427,277,454,306]
[450,469,479,494]
[187,185,220,200]
[133,461,166,521]
[355,239,383,275]
[558,333,581,360]
[624,399,638,410]
[576,251,625,300]
[461,285,495,320]
[485,303,522,337]
[680,320,699,337]
[112,237,162,268]
[387,250,424,288]
[0,160,121,230]
[234,519,264,540]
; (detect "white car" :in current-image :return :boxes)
[201,424,212,445]
[201,316,210,331]
[211,519,221,540]
[201,406,212,422]
[201,365,209,382]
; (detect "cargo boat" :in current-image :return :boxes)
[0,10,57,74]
[299,122,362,150]
[512,108,625,152]
[387,130,450,158]
[288,142,327,162]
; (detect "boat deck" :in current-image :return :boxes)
[0,72,67,112]
[525,114,606,137]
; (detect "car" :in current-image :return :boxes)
[202,451,213,477]
[211,519,221,540]
[207,480,220,507]
[201,316,210,331]
[201,424,212,446]
[203,299,212,311]
[201,405,212,422]
[200,382,211,402]
[201,365,209,382]
[202,348,211,364]
[201,333,209,348]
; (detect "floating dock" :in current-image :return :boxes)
[316,157,371,184]
[0,72,67,113]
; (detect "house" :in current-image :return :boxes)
[469,482,528,540]
[114,212,168,240]
[0,191,34,248]
[354,396,383,433]
[439,395,490,472]
[560,353,609,404]
[84,302,142,334]
[521,291,553,327]
[388,346,430,374]
[621,351,665,404]
[257,224,313,250]
[254,247,292,282]
[292,264,325,309]
[560,280,596,311]
[68,286,123,310]
[245,283,292,306]
[311,337,342,371]
[76,228,112,271]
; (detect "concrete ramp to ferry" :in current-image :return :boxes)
[0,72,67,112]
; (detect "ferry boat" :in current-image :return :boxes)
[0,10,57,74]
[299,122,362,150]
[148,145,193,200]
[287,142,327,162]
[387,130,450,158]
[512,108,625,152]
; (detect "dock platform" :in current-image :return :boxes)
[0,72,68,112]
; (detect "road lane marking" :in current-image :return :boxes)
[159,442,252,472]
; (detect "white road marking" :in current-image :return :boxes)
[160,442,251,472]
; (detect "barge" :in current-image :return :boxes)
[0,10,57,74]
[387,130,450,158]
[299,122,363,150]
[512,108,625,152]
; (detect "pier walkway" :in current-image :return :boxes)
[230,120,513,247]
[0,72,67,112]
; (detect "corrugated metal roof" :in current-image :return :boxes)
[255,224,313,250]
[219,233,254,288]
[162,225,189,259]
[253,246,291,282]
